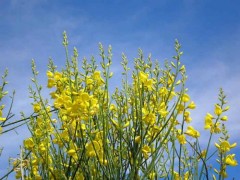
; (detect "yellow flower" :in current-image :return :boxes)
[182,94,190,102]
[204,113,213,129]
[139,71,148,83]
[86,140,101,157]
[157,102,168,117]
[81,92,90,102]
[135,136,141,144]
[225,154,238,166]
[46,71,54,78]
[109,104,117,111]
[112,119,120,129]
[50,92,57,99]
[185,126,200,138]
[177,104,184,114]
[198,150,207,160]
[92,71,104,85]
[24,138,34,150]
[138,71,155,90]
[187,101,196,109]
[184,171,190,180]
[219,169,228,178]
[215,140,237,153]
[54,71,62,81]
[180,65,186,72]
[177,134,186,145]
[15,169,22,179]
[81,123,86,130]
[92,71,101,80]
[148,171,156,180]
[210,122,221,134]
[39,143,47,152]
[144,78,155,91]
[159,87,168,97]
[123,121,130,128]
[173,171,180,180]
[220,115,228,121]
[95,131,104,141]
[0,117,5,121]
[142,145,151,159]
[33,103,41,113]
[47,78,55,88]
[214,104,222,116]
[142,108,156,125]
[67,149,77,156]
[0,109,6,121]
[184,111,192,123]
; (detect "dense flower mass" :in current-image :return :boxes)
[0,34,237,180]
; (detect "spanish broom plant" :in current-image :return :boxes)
[0,32,237,180]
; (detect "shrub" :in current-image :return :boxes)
[0,32,237,179]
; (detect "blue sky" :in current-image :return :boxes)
[0,0,240,178]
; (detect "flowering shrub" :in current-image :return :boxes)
[0,32,238,179]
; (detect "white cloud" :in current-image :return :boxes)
[186,46,240,147]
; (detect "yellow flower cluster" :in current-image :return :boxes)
[210,89,238,178]
[8,37,237,180]
[204,104,230,134]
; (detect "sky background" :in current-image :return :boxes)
[0,0,240,178]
